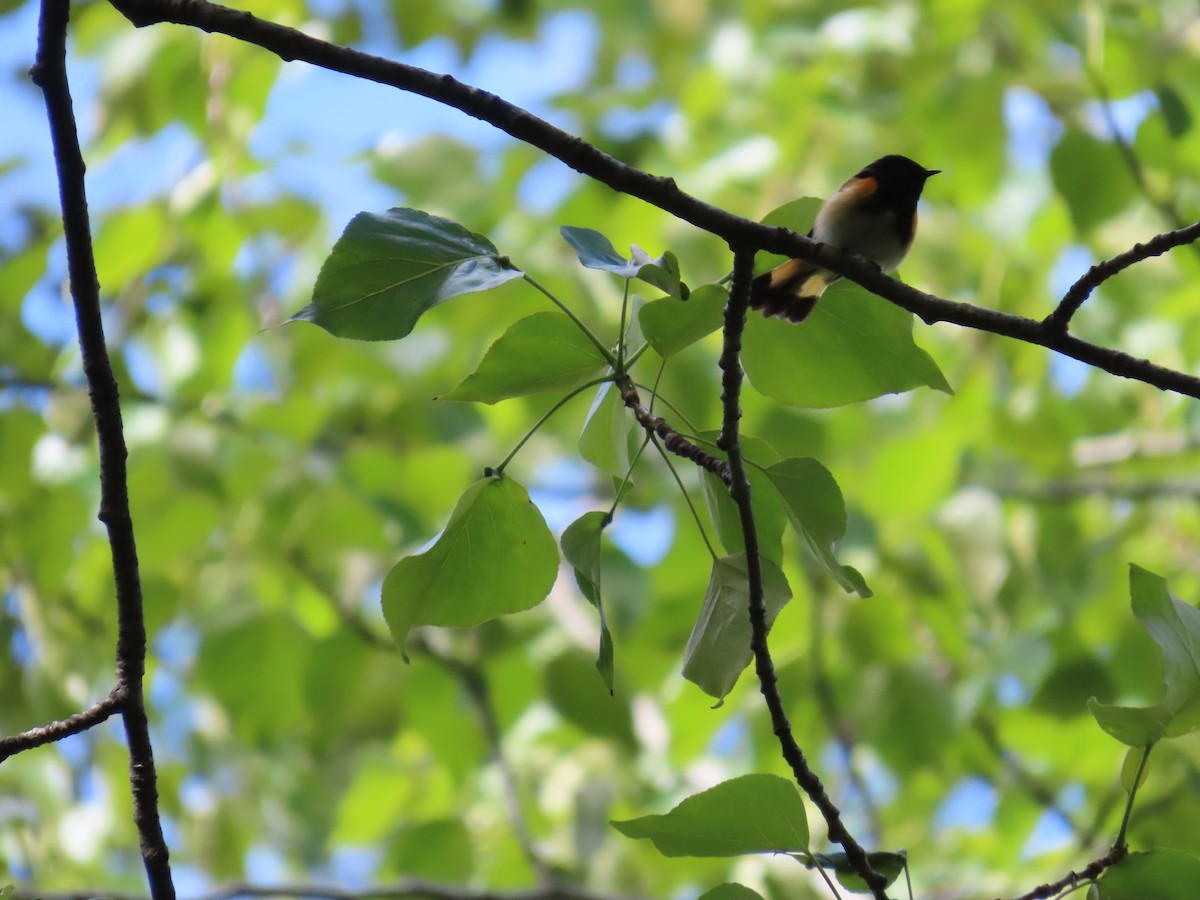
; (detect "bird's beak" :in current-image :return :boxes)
[925,169,941,177]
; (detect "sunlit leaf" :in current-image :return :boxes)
[765,457,871,597]
[1089,565,1200,746]
[639,284,727,358]
[544,648,634,746]
[801,850,908,895]
[443,311,610,403]
[743,282,951,408]
[381,476,557,656]
[578,381,635,475]
[1050,129,1138,233]
[698,886,763,900]
[682,554,792,702]
[1097,849,1200,899]
[294,207,523,340]
[561,510,615,692]
[612,773,808,856]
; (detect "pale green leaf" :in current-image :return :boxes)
[612,773,808,856]
[682,554,792,702]
[381,477,558,655]
[443,312,610,404]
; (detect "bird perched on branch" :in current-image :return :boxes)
[749,154,939,323]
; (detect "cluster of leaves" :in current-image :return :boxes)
[294,203,1200,898]
[5,0,1200,896]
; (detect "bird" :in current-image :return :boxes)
[748,154,939,324]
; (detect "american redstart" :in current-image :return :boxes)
[749,154,939,323]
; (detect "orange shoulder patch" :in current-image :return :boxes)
[840,175,877,198]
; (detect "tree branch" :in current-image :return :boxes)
[29,0,173,894]
[0,691,122,763]
[105,0,1200,402]
[7,882,645,900]
[720,247,889,899]
[614,374,731,483]
[1003,843,1127,900]
[1045,220,1200,331]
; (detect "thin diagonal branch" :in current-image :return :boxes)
[720,247,888,900]
[1045,220,1200,330]
[614,374,731,483]
[0,691,122,763]
[106,0,1200,402]
[7,881,646,900]
[1002,843,1127,900]
[29,0,173,894]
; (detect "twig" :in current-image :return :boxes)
[6,881,646,900]
[614,374,730,483]
[720,247,889,900]
[1003,843,1127,900]
[28,0,174,893]
[1045,221,1200,330]
[104,0,1200,402]
[0,691,122,763]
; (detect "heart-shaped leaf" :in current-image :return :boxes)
[382,477,557,656]
[1089,565,1200,746]
[294,207,523,341]
[612,773,808,856]
[442,312,610,404]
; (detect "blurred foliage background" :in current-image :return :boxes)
[2,0,1200,896]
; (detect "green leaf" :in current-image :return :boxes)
[696,432,783,564]
[635,249,687,300]
[392,819,474,881]
[293,207,523,341]
[754,197,823,274]
[561,225,641,276]
[682,554,793,702]
[801,850,908,895]
[1120,745,1151,793]
[1097,849,1200,899]
[561,511,615,693]
[743,281,951,408]
[1089,565,1200,746]
[381,477,558,655]
[544,649,635,746]
[578,381,635,475]
[1155,84,1192,139]
[639,284,727,358]
[1050,129,1138,233]
[560,227,684,298]
[442,312,610,404]
[765,457,871,597]
[611,773,808,856]
[698,886,764,900]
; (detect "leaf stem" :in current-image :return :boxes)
[1114,743,1152,852]
[523,274,618,367]
[492,377,613,476]
[651,435,718,561]
[608,361,667,517]
[625,341,650,368]
[616,277,630,372]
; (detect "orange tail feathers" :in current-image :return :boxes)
[747,258,839,324]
